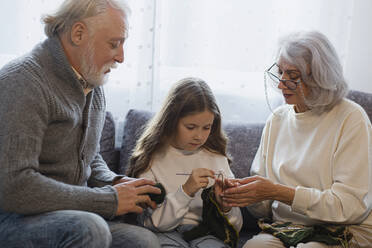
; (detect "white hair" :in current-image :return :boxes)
[277,30,349,114]
[42,0,130,38]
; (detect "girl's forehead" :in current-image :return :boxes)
[180,110,214,122]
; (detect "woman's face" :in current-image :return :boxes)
[277,58,310,113]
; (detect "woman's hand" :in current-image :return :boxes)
[183,168,215,197]
[221,175,295,207]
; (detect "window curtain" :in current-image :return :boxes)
[108,0,355,127]
[0,0,356,131]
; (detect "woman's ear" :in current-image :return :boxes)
[70,22,88,46]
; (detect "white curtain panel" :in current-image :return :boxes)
[149,0,354,123]
[0,0,357,126]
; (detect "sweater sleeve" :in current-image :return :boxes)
[88,146,118,187]
[248,120,278,219]
[141,169,194,231]
[87,87,119,187]
[0,74,117,219]
[291,109,372,224]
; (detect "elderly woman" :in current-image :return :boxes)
[222,31,372,248]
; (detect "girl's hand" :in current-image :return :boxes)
[214,177,236,213]
[183,168,215,197]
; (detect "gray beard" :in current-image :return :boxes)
[80,44,107,89]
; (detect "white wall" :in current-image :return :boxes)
[344,0,372,93]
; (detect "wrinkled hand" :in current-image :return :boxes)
[183,168,215,197]
[113,178,161,216]
[221,175,277,207]
[112,176,136,185]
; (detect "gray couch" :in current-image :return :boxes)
[99,90,372,247]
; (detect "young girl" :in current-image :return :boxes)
[126,77,243,247]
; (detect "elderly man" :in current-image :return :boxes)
[0,0,161,247]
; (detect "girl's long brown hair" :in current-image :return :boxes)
[126,77,230,178]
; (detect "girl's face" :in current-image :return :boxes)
[277,58,310,113]
[171,110,215,151]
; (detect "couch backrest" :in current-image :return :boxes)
[119,109,154,175]
[109,89,372,176]
[118,109,265,177]
[347,90,372,122]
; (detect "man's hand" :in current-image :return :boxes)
[113,178,161,216]
[221,175,295,207]
[112,176,136,185]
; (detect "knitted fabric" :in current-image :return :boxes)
[148,183,166,204]
[258,219,353,248]
[182,186,239,248]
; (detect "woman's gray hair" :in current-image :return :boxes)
[277,30,349,114]
[42,0,130,38]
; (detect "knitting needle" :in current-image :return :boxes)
[176,173,222,176]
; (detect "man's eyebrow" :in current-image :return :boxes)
[109,37,125,43]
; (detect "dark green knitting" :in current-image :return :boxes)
[182,186,239,248]
[148,183,166,204]
[258,219,353,248]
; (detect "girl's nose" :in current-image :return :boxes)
[193,130,202,140]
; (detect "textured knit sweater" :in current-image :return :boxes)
[0,37,119,219]
[249,99,372,242]
[140,145,243,232]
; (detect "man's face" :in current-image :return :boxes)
[80,7,127,88]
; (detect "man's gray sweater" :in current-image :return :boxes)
[0,37,119,219]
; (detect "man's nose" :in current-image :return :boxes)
[114,45,124,63]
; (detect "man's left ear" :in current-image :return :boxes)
[70,21,89,46]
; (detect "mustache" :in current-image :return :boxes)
[100,62,118,74]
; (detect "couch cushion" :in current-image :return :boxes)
[119,109,154,174]
[224,122,264,178]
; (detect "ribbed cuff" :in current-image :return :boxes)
[176,185,194,204]
[88,185,118,220]
[291,186,310,215]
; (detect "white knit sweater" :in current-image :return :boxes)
[139,145,243,232]
[250,99,372,230]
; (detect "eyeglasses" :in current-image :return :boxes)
[265,63,301,90]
